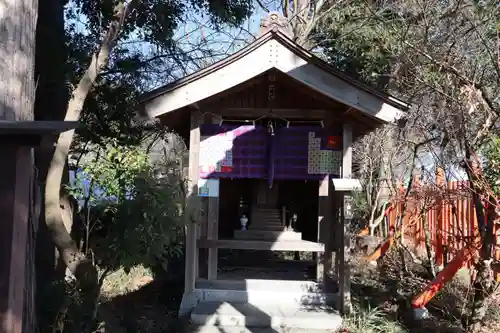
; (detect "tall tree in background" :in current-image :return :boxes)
[255,0,333,47]
[253,2,398,220]
[34,1,254,331]
[0,0,38,120]
[34,0,70,329]
[315,1,499,329]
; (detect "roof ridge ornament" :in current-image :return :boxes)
[259,11,293,39]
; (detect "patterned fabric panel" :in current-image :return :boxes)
[273,126,342,179]
[199,124,343,180]
[199,124,268,179]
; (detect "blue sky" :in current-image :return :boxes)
[67,1,277,202]
[66,1,273,85]
[67,1,471,192]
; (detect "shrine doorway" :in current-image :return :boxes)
[214,177,320,282]
[254,179,279,207]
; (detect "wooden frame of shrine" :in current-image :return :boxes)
[0,120,79,333]
[139,13,408,316]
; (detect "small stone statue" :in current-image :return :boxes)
[240,214,248,231]
[287,213,298,231]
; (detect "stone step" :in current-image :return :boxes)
[252,210,281,214]
[252,215,281,218]
[251,220,283,227]
[190,301,343,330]
[198,239,324,252]
[252,213,281,217]
[252,216,282,222]
[196,278,323,292]
[234,230,302,241]
[251,219,283,225]
[252,209,281,214]
[252,218,282,222]
[252,214,281,219]
[190,325,340,333]
[249,226,285,232]
[193,279,337,306]
[252,207,281,211]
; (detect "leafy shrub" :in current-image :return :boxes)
[68,139,187,273]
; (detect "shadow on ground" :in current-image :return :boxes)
[97,278,185,333]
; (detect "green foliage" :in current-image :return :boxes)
[66,0,254,148]
[313,2,398,88]
[343,306,408,333]
[484,136,500,196]
[68,142,187,272]
[62,0,257,273]
[90,169,185,271]
[87,143,149,202]
[350,190,371,221]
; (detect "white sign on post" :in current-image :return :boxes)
[344,195,354,220]
[198,179,220,198]
[331,178,362,221]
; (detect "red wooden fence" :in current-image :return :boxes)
[382,175,500,280]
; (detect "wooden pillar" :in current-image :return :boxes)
[281,205,286,227]
[317,115,335,289]
[435,167,445,268]
[342,124,352,178]
[0,145,32,333]
[317,175,330,284]
[338,122,353,313]
[206,115,219,280]
[207,197,219,279]
[184,110,201,295]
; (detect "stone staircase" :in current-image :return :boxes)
[188,280,343,333]
[251,206,284,231]
[234,206,302,241]
[190,301,343,333]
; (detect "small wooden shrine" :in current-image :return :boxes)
[140,12,408,315]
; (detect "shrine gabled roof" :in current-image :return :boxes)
[139,29,409,123]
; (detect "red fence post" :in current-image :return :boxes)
[435,167,445,267]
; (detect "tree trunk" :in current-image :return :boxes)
[43,3,130,331]
[0,1,38,332]
[463,153,496,331]
[469,259,494,332]
[378,128,393,214]
[33,0,69,330]
[0,0,38,121]
[44,0,127,278]
[422,212,436,278]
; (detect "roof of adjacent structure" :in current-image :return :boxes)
[139,28,408,123]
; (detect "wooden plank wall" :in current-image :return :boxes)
[0,146,34,333]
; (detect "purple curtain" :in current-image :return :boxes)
[199,124,341,180]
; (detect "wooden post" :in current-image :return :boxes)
[338,122,353,314]
[317,175,330,285]
[435,167,445,268]
[281,205,286,227]
[0,1,38,331]
[342,123,352,179]
[0,146,32,333]
[206,115,219,280]
[184,110,201,295]
[317,114,336,290]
